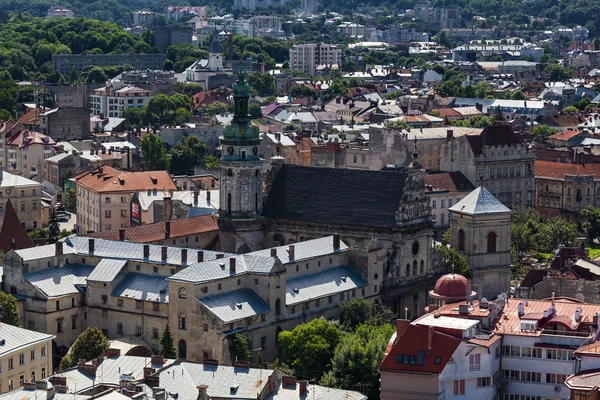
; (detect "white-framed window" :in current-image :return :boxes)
[469,353,480,371]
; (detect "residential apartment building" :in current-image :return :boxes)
[3,234,382,364]
[534,160,600,221]
[0,170,43,230]
[414,2,461,29]
[337,22,367,37]
[423,171,475,239]
[250,15,282,35]
[440,125,535,207]
[155,26,194,54]
[90,83,151,118]
[73,166,176,234]
[52,54,167,74]
[133,10,154,25]
[47,6,74,18]
[39,108,91,140]
[289,43,342,76]
[0,324,53,394]
[2,129,56,178]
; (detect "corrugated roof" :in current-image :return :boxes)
[0,170,41,188]
[198,288,270,323]
[448,186,511,216]
[25,264,94,298]
[111,273,169,303]
[87,258,127,282]
[0,323,54,357]
[73,166,176,193]
[265,381,367,400]
[168,254,277,284]
[250,236,348,263]
[286,266,367,305]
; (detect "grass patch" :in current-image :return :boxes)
[535,251,554,260]
[587,244,600,259]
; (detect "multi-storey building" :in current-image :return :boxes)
[164,6,206,21]
[414,2,460,29]
[3,234,382,363]
[0,170,43,231]
[90,83,151,118]
[39,108,91,140]
[155,26,194,54]
[337,22,367,38]
[2,129,56,178]
[0,324,53,394]
[289,43,342,76]
[72,166,176,234]
[440,125,535,207]
[52,54,167,75]
[133,10,154,25]
[250,16,282,35]
[300,0,318,13]
[47,6,74,18]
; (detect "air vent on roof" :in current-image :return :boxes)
[293,288,299,294]
[341,276,347,282]
[219,263,225,269]
[235,303,242,309]
[0,339,5,345]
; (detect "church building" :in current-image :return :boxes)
[218,76,444,317]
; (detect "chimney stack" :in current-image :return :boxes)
[143,244,150,259]
[271,248,277,258]
[206,190,211,203]
[161,246,168,262]
[165,220,171,239]
[230,258,236,274]
[88,238,95,254]
[427,325,434,353]
[299,381,308,396]
[164,197,173,221]
[447,129,453,141]
[181,248,187,264]
[193,190,199,205]
[333,233,341,251]
[197,250,204,263]
[197,385,209,400]
[119,228,125,241]
[55,241,63,256]
[216,253,224,259]
[288,245,295,260]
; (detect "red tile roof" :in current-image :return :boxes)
[424,171,475,193]
[548,130,582,141]
[535,160,600,180]
[6,130,56,148]
[87,215,218,243]
[74,166,176,193]
[431,108,461,118]
[466,126,525,156]
[18,107,49,127]
[379,324,461,374]
[0,199,35,252]
[549,115,583,127]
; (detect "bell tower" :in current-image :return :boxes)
[218,72,264,253]
[208,30,223,71]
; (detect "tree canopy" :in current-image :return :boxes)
[0,292,19,326]
[435,244,471,277]
[582,206,600,241]
[140,133,169,171]
[340,298,396,331]
[159,325,176,359]
[169,135,208,175]
[59,327,109,370]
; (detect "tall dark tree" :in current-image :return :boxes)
[140,133,169,170]
[159,326,176,359]
[169,135,207,175]
[0,292,20,326]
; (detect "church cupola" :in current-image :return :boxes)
[208,30,223,71]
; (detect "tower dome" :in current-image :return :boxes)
[429,273,476,303]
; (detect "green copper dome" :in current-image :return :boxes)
[222,71,260,148]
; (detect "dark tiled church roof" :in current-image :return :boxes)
[0,200,35,252]
[263,164,408,228]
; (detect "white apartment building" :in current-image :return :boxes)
[251,15,282,33]
[133,10,154,25]
[0,324,53,394]
[90,82,151,118]
[337,22,367,37]
[47,6,74,18]
[289,43,342,76]
[73,166,176,234]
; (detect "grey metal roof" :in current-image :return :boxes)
[448,186,511,216]
[250,236,348,263]
[25,264,94,298]
[15,242,75,261]
[0,323,54,357]
[168,254,277,284]
[0,390,89,400]
[198,289,270,323]
[111,273,169,303]
[265,381,366,400]
[87,258,127,282]
[158,361,273,400]
[285,266,367,306]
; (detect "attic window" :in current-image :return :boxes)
[434,357,441,364]
[341,277,347,282]
[230,386,239,394]
[235,303,243,309]
[293,288,299,294]
[119,178,125,185]
[151,177,158,184]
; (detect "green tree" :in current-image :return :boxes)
[321,324,395,400]
[122,107,145,127]
[563,105,580,113]
[65,188,77,211]
[140,133,169,170]
[248,102,262,119]
[230,333,251,362]
[385,119,410,131]
[531,124,559,140]
[544,63,572,81]
[510,90,526,100]
[289,85,317,99]
[581,206,600,241]
[0,70,19,112]
[511,206,541,257]
[0,292,20,326]
[278,318,341,379]
[169,135,207,175]
[159,325,176,358]
[85,66,107,83]
[435,244,471,277]
[536,216,579,252]
[204,155,220,168]
[48,209,60,237]
[198,101,229,117]
[246,72,277,96]
[340,298,395,330]
[59,327,109,370]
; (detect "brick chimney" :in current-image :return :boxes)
[119,228,125,241]
[181,248,187,264]
[55,241,63,255]
[447,129,453,141]
[216,253,224,259]
[150,355,164,365]
[271,248,277,258]
[193,190,199,205]
[299,380,308,395]
[427,325,434,353]
[164,197,173,221]
[143,367,156,378]
[165,220,171,239]
[230,258,236,274]
[197,385,209,400]
[161,246,168,262]
[395,319,410,338]
[206,190,211,203]
[333,233,340,251]
[106,348,121,358]
[77,361,97,378]
[88,238,95,254]
[143,244,150,259]
[288,245,295,261]
[197,250,204,263]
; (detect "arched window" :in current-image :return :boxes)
[412,260,417,276]
[178,339,187,359]
[275,298,281,316]
[405,264,410,277]
[420,260,425,275]
[178,287,187,299]
[458,229,465,251]
[275,327,282,344]
[374,273,379,280]
[487,232,497,253]
[178,314,187,330]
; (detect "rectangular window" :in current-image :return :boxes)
[41,367,46,379]
[153,302,159,311]
[417,351,425,365]
[136,326,142,336]
[432,200,436,209]
[30,350,35,361]
[469,353,480,371]
[117,299,123,307]
[41,346,46,358]
[71,316,77,330]
[19,354,24,366]
[105,210,111,218]
[477,377,490,387]
[101,295,108,304]
[261,336,267,349]
[136,300,143,309]
[153,328,159,339]
[8,358,13,370]
[31,371,35,382]
[117,323,123,334]
[19,375,24,387]
[441,200,445,208]
[8,379,12,391]
[453,380,465,395]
